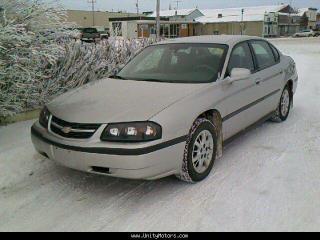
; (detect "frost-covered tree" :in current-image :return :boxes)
[0,0,76,117]
[0,0,154,118]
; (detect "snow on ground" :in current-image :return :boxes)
[0,38,320,232]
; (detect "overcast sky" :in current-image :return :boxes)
[56,0,320,12]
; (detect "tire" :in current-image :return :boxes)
[176,118,217,183]
[270,84,292,122]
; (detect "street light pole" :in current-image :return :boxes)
[156,0,160,40]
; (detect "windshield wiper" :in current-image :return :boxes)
[110,75,127,80]
[132,78,177,83]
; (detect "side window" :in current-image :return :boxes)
[269,44,280,62]
[251,41,276,69]
[227,42,255,76]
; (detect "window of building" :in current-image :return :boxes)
[112,22,122,36]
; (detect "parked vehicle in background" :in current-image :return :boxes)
[80,28,101,42]
[31,36,298,183]
[96,27,110,40]
[293,29,316,37]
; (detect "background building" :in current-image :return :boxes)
[195,5,296,37]
[297,8,318,30]
[66,10,142,31]
[148,8,204,21]
[70,5,319,39]
[109,17,196,39]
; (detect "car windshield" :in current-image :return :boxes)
[116,43,228,83]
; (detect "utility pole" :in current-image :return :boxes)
[241,8,244,35]
[156,0,160,40]
[136,0,139,15]
[88,0,96,26]
[173,0,182,10]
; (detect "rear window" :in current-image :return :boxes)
[83,28,98,33]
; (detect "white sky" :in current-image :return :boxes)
[55,0,320,12]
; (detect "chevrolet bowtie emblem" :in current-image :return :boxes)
[61,127,72,134]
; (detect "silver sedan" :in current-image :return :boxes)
[31,35,298,182]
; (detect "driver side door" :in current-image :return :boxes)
[220,41,266,140]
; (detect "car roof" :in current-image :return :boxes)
[156,35,264,47]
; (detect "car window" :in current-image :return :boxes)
[136,47,165,72]
[251,41,276,69]
[269,44,280,62]
[117,43,228,83]
[227,42,255,76]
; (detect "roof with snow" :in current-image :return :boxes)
[197,5,288,23]
[296,8,318,17]
[149,8,199,18]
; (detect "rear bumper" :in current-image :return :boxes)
[31,123,186,180]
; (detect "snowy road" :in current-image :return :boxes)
[0,38,320,232]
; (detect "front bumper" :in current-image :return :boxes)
[31,122,186,180]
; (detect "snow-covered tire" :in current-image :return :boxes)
[176,118,217,183]
[270,84,292,122]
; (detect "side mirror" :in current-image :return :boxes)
[227,68,251,84]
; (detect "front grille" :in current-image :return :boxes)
[50,115,100,139]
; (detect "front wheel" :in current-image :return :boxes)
[271,85,292,122]
[176,118,217,183]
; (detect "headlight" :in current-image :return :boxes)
[101,122,162,142]
[39,106,50,129]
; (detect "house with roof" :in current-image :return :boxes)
[195,5,301,37]
[317,12,320,30]
[297,8,318,30]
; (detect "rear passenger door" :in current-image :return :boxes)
[249,40,284,115]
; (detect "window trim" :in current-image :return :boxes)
[224,40,256,78]
[248,40,279,72]
[268,42,281,63]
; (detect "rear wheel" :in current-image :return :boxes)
[271,85,292,122]
[176,118,217,183]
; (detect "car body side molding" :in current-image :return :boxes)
[222,89,280,122]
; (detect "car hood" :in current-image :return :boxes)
[48,78,205,123]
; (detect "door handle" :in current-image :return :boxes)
[255,78,262,85]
